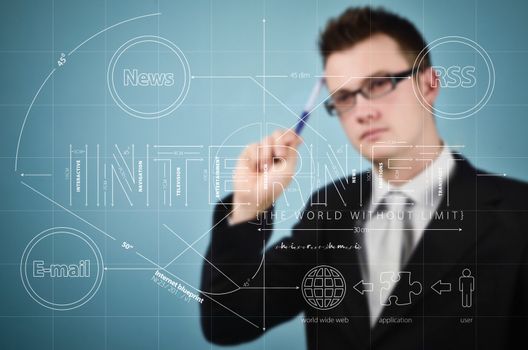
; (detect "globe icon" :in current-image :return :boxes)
[302,265,346,310]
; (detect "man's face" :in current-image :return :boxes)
[324,34,439,161]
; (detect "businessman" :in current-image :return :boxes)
[200,6,528,349]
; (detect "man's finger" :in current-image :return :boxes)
[272,130,287,158]
[239,143,258,173]
[283,129,303,148]
[259,136,274,172]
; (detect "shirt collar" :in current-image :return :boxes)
[370,143,455,209]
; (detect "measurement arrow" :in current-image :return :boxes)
[353,280,373,295]
[431,280,452,295]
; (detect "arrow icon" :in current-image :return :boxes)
[353,280,373,295]
[431,280,452,295]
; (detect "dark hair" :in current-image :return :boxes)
[319,6,431,69]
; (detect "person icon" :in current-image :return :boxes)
[459,268,475,308]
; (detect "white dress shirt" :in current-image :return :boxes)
[363,144,456,326]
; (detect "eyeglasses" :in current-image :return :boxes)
[324,68,418,116]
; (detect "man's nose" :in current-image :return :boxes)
[353,94,381,124]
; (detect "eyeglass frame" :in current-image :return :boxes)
[324,67,422,117]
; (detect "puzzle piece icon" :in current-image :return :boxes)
[380,271,422,306]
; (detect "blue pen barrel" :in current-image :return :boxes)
[295,110,311,135]
[294,79,324,135]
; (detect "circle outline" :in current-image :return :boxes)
[412,35,495,120]
[20,227,104,311]
[107,35,191,119]
[301,265,346,311]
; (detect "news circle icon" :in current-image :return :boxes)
[20,227,104,311]
[412,35,495,120]
[302,265,346,310]
[107,35,191,119]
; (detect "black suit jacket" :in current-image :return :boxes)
[200,155,528,349]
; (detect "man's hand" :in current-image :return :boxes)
[229,129,303,225]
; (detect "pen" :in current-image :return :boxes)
[294,78,324,135]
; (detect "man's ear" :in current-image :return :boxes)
[416,66,440,106]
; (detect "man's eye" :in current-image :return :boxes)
[369,78,388,88]
[335,93,352,103]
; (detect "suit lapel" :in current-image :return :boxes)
[325,173,372,348]
[371,155,500,343]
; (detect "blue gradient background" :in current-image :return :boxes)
[1,0,527,349]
